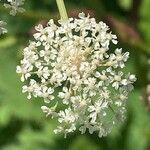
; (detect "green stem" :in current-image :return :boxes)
[56,0,68,20]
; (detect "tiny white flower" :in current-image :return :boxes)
[41,103,57,117]
[0,21,7,34]
[88,100,108,123]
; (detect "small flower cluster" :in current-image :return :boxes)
[0,0,25,34]
[4,0,25,16]
[16,13,136,138]
[0,20,7,34]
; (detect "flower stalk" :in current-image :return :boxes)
[56,0,68,20]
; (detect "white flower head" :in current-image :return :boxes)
[16,13,136,138]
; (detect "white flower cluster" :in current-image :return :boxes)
[4,0,25,16]
[16,13,136,138]
[0,0,25,34]
[0,20,7,34]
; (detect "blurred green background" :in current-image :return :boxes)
[0,0,150,150]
